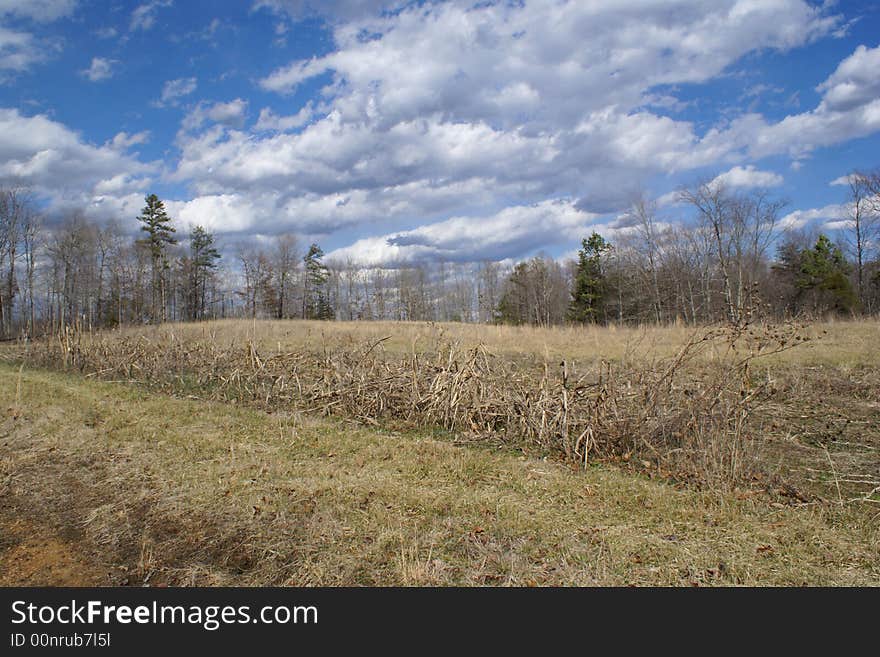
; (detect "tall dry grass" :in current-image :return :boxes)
[25,317,813,491]
[95,315,880,368]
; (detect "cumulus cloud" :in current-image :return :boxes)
[327,200,598,266]
[0,26,43,72]
[0,0,72,75]
[80,56,116,81]
[9,1,880,267]
[92,173,151,196]
[716,44,880,162]
[160,1,880,263]
[816,44,880,114]
[181,99,248,132]
[165,194,257,233]
[106,131,150,150]
[204,99,248,126]
[779,203,847,230]
[710,165,784,190]
[253,104,313,132]
[160,175,504,239]
[174,110,560,200]
[0,108,154,216]
[259,0,839,128]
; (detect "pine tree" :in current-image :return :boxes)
[187,225,220,320]
[797,234,856,314]
[497,262,529,325]
[137,194,176,322]
[303,243,333,320]
[568,232,610,323]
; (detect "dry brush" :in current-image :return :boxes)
[17,319,816,491]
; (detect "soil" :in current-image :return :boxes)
[0,500,111,586]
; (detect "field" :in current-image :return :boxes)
[1,319,878,586]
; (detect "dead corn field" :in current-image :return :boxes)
[17,319,880,501]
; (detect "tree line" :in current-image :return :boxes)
[0,170,877,338]
[498,173,879,326]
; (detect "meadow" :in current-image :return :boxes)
[0,318,878,585]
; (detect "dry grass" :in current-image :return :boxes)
[99,317,880,366]
[1,364,877,586]
[21,319,822,490]
[2,318,878,586]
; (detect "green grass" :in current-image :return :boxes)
[1,363,877,586]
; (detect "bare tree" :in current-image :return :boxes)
[238,247,270,319]
[679,182,739,323]
[0,189,33,336]
[271,233,298,319]
[843,173,880,310]
[20,200,41,335]
[629,195,664,323]
[477,260,501,323]
[679,182,784,323]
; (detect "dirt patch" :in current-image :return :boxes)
[0,515,109,586]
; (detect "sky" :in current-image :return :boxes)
[0,0,879,266]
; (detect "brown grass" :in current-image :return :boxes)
[99,316,880,366]
[2,318,878,586]
[20,318,822,490]
[1,363,877,586]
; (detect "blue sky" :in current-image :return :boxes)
[1,0,879,265]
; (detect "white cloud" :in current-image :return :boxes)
[0,26,42,72]
[0,0,72,75]
[720,44,880,162]
[130,0,172,32]
[816,44,880,114]
[165,1,880,262]
[80,56,115,82]
[207,99,247,125]
[252,0,404,23]
[94,26,118,39]
[165,194,256,233]
[253,104,313,132]
[92,173,152,196]
[259,56,330,94]
[0,108,154,216]
[0,0,76,22]
[711,165,784,190]
[779,203,846,230]
[161,176,503,238]
[655,191,682,208]
[260,0,840,128]
[157,76,197,106]
[12,0,879,267]
[106,131,150,150]
[327,200,598,266]
[181,99,248,132]
[830,174,857,186]
[83,191,150,223]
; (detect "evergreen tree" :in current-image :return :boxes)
[136,194,176,322]
[497,262,529,324]
[187,225,220,320]
[303,243,333,319]
[771,237,806,316]
[797,234,856,314]
[568,232,610,323]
